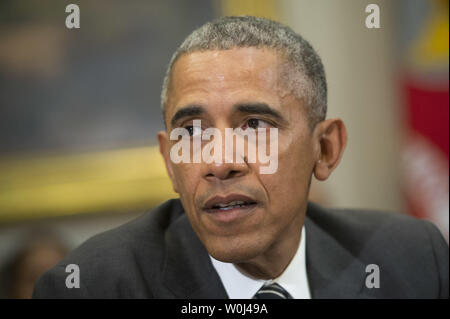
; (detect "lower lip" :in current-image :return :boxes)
[203,203,258,223]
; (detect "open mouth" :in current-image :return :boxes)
[201,194,260,223]
[203,194,258,213]
[209,200,257,212]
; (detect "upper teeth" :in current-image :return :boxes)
[216,201,245,207]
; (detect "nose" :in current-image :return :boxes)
[201,128,250,181]
[203,160,249,181]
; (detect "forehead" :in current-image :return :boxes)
[173,47,282,81]
[167,48,289,117]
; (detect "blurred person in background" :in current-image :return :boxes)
[1,229,67,299]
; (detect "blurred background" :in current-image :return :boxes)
[0,0,448,298]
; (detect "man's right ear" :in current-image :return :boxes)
[158,131,179,193]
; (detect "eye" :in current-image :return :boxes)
[243,118,271,130]
[184,125,202,137]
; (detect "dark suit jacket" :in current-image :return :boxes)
[33,199,449,299]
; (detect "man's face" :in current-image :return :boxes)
[159,48,318,263]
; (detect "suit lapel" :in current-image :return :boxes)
[162,201,370,299]
[162,211,228,299]
[305,203,369,298]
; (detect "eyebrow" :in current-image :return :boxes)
[169,102,287,127]
[234,103,287,124]
[170,105,205,127]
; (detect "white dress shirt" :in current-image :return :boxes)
[209,225,311,299]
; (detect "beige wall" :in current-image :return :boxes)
[281,0,404,212]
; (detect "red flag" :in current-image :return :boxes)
[401,0,449,240]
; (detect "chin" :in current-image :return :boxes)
[205,236,268,264]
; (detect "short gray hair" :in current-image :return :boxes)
[161,16,327,127]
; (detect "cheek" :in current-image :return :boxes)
[259,133,314,210]
[278,139,313,174]
[172,164,201,198]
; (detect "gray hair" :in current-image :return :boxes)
[161,16,327,128]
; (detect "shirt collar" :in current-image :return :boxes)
[209,225,311,299]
